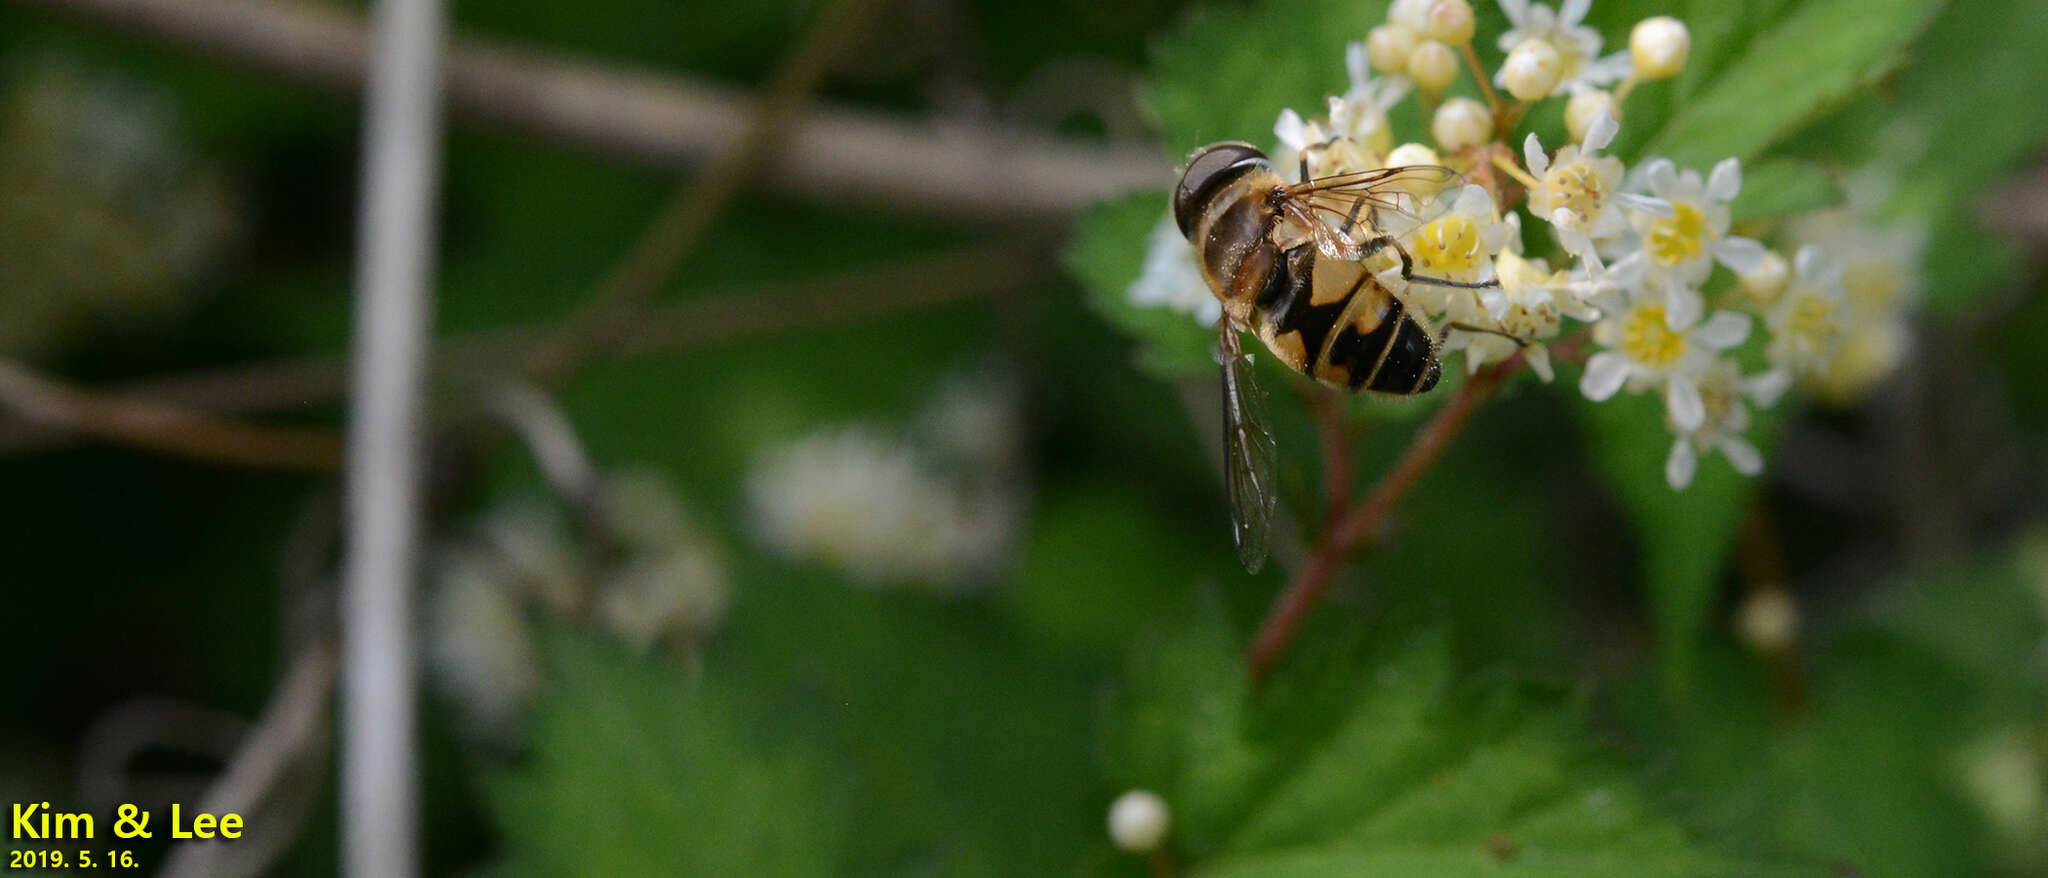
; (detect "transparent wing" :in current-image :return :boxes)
[1217,322,1278,573]
[1284,165,1459,259]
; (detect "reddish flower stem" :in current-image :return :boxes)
[1247,358,1520,681]
[1312,391,1355,523]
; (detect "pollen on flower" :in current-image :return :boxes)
[1413,215,1482,276]
[1620,304,1686,368]
[1647,203,1707,265]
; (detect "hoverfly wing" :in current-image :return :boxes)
[1287,164,1459,258]
[1216,322,1278,573]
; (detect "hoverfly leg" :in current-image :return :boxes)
[1439,322,1530,347]
[1383,235,1503,290]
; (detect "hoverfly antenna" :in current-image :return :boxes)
[1174,142,1269,238]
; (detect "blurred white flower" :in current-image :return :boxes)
[1663,357,1788,490]
[595,471,730,652]
[1107,790,1172,853]
[1760,244,1846,383]
[1784,208,1925,406]
[1494,0,1631,96]
[747,425,1017,591]
[1581,287,1752,432]
[427,552,540,747]
[1128,215,1222,326]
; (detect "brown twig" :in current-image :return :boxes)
[1247,358,1521,681]
[6,0,1165,221]
[1310,389,1355,525]
[0,357,342,469]
[0,238,1051,458]
[527,0,891,381]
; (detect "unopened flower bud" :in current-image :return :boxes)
[1367,25,1419,75]
[1739,250,1791,306]
[1107,790,1171,853]
[1630,17,1691,80]
[1431,97,1493,151]
[1564,89,1615,142]
[1407,40,1460,92]
[1500,39,1564,101]
[1737,589,1800,653]
[1426,0,1476,44]
[1386,142,1441,168]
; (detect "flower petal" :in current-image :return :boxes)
[1642,158,1678,197]
[1666,373,1705,430]
[1665,437,1698,490]
[1706,157,1743,202]
[1527,344,1555,382]
[1719,435,1764,476]
[1665,283,1703,330]
[1498,0,1532,29]
[1560,0,1591,26]
[1615,192,1675,218]
[1713,235,1768,274]
[1274,108,1310,153]
[1346,41,1371,93]
[1580,351,1630,401]
[1583,111,1619,153]
[1744,368,1792,407]
[1524,132,1549,177]
[1695,311,1753,348]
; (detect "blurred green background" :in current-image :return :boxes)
[2,0,2045,875]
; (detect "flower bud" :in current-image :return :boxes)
[1431,97,1493,151]
[1107,790,1171,853]
[1500,39,1564,101]
[1366,25,1418,75]
[1562,90,1614,142]
[1737,589,1800,653]
[1630,16,1690,80]
[1386,142,1441,168]
[1739,250,1791,306]
[1407,40,1460,93]
[1426,0,1476,44]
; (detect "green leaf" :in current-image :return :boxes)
[1608,545,2048,878]
[1884,0,2048,312]
[1102,604,1804,876]
[1573,390,1776,695]
[1640,0,1947,168]
[1065,191,1217,380]
[1730,158,1844,222]
[485,627,845,877]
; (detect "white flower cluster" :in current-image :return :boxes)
[427,474,729,745]
[1126,0,1918,492]
[746,372,1026,592]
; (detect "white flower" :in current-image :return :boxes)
[1128,214,1222,326]
[1525,114,1668,270]
[747,425,1016,590]
[1783,205,1925,405]
[1663,357,1788,489]
[1563,88,1614,142]
[1328,44,1412,159]
[1611,157,1766,329]
[427,552,539,747]
[596,543,728,653]
[1400,184,1518,316]
[1761,244,1846,381]
[593,472,729,652]
[1581,287,1752,432]
[1456,251,1591,380]
[1407,39,1461,92]
[1495,0,1631,96]
[1107,790,1172,853]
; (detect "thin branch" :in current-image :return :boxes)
[529,0,891,380]
[6,0,1168,221]
[340,0,446,870]
[0,358,342,468]
[1248,358,1520,681]
[0,237,1051,458]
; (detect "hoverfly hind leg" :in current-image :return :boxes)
[1439,322,1530,347]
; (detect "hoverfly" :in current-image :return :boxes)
[1172,141,1500,572]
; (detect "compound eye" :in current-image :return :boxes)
[1173,142,1268,238]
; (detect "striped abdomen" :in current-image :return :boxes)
[1249,248,1442,395]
